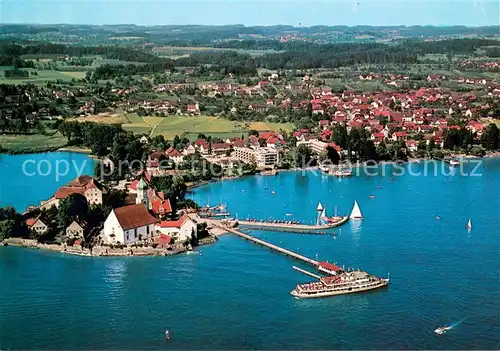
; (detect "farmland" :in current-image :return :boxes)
[70,113,294,140]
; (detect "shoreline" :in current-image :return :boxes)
[2,236,217,258]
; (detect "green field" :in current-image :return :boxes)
[0,132,67,153]
[0,69,84,85]
[120,115,293,139]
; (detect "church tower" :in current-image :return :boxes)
[136,177,149,209]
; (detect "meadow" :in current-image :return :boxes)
[0,132,68,153]
[0,69,85,85]
[71,113,293,139]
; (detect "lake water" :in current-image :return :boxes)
[0,152,96,211]
[0,158,499,349]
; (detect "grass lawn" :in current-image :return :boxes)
[0,132,67,153]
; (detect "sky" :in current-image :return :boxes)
[2,0,499,27]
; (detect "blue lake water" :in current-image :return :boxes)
[0,152,96,211]
[1,158,499,349]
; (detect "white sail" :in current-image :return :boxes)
[467,219,472,229]
[317,202,324,212]
[350,200,363,220]
[320,208,327,219]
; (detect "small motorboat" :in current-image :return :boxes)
[376,185,383,189]
[434,326,452,335]
[285,213,293,216]
[466,219,472,230]
[271,191,276,195]
[449,160,460,166]
[165,329,170,340]
[435,215,441,220]
[369,195,375,199]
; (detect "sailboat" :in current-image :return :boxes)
[466,219,472,230]
[350,201,363,220]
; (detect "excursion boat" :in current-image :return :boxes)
[291,267,389,299]
[330,169,353,177]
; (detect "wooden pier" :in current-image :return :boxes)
[236,216,349,233]
[216,224,319,266]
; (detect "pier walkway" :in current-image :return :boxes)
[236,216,349,233]
[214,224,319,266]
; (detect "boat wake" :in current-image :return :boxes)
[449,318,467,329]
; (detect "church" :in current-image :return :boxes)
[102,178,158,245]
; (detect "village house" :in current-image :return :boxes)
[392,132,408,142]
[182,144,197,155]
[103,203,158,245]
[210,143,231,156]
[151,198,172,219]
[186,103,200,115]
[26,217,48,235]
[405,140,418,152]
[194,139,210,154]
[466,121,485,136]
[65,220,88,240]
[44,175,107,209]
[155,215,197,243]
[166,147,184,163]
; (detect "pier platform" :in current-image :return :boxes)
[236,216,349,233]
[215,224,319,266]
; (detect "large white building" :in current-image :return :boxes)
[103,203,158,245]
[296,139,341,155]
[233,147,280,167]
[41,175,106,209]
[155,215,197,243]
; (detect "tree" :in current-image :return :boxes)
[57,194,89,229]
[294,144,312,168]
[321,146,341,165]
[481,123,499,150]
[332,125,349,149]
[361,140,378,162]
[427,138,436,152]
[0,207,28,240]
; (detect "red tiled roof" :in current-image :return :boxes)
[211,143,230,150]
[113,204,158,230]
[156,234,172,245]
[67,175,94,187]
[327,142,341,152]
[258,131,275,140]
[166,147,182,157]
[55,187,85,199]
[26,217,38,227]
[151,199,172,215]
[157,215,190,228]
